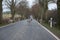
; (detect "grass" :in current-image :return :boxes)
[0,14,11,27]
[42,22,60,38]
[3,13,11,19]
[3,13,21,19]
[0,23,9,27]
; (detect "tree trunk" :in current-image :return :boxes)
[11,0,15,20]
[11,9,15,20]
[0,0,3,24]
[39,0,48,23]
[57,0,60,25]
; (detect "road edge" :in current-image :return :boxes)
[34,20,60,40]
[0,21,19,28]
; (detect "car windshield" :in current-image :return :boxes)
[0,0,60,40]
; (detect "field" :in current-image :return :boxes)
[0,13,21,26]
[3,13,21,19]
[3,14,11,19]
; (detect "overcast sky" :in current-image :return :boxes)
[48,3,57,10]
[27,0,35,8]
[3,0,57,12]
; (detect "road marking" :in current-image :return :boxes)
[34,20,60,40]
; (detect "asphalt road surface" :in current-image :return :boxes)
[0,19,56,40]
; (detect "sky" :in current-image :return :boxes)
[3,0,57,12]
[48,2,57,10]
[27,0,35,8]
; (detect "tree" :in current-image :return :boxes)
[57,0,60,25]
[38,0,48,23]
[45,10,57,21]
[0,0,3,24]
[32,3,41,20]
[16,0,29,19]
[5,0,17,20]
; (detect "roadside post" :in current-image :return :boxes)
[50,18,53,28]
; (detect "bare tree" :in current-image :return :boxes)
[16,0,29,19]
[5,0,17,20]
[32,3,41,20]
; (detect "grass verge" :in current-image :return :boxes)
[0,23,9,27]
[42,22,60,38]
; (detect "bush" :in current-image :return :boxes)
[2,18,10,24]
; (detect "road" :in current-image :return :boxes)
[0,19,57,40]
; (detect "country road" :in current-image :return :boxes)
[0,19,57,40]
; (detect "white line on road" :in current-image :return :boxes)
[34,20,60,40]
